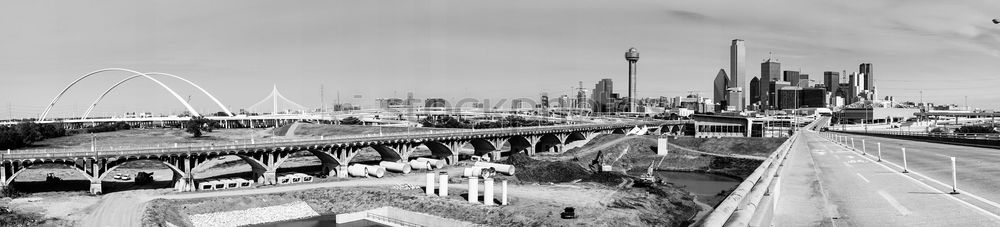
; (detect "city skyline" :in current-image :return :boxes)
[2,0,1000,118]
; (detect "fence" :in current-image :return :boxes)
[830,129,1000,148]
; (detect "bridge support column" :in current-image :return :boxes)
[89,180,102,195]
[488,151,502,161]
[252,169,277,185]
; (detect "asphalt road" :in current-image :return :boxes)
[774,128,1000,226]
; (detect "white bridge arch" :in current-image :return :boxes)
[39,68,232,121]
[81,72,234,120]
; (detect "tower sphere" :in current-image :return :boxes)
[625,47,639,62]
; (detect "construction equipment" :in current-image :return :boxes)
[135,172,154,185]
[46,173,61,183]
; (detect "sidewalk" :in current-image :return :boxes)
[773,130,999,226]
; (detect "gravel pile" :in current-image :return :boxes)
[188,201,319,227]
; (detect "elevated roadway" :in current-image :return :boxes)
[774,122,1000,226]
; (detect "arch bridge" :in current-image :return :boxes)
[0,121,689,194]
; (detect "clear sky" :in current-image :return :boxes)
[2,0,999,119]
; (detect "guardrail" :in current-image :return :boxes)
[828,129,1000,149]
[700,118,820,226]
[1,121,684,160]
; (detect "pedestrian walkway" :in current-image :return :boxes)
[773,130,1000,226]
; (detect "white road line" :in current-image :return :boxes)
[878,190,912,215]
[857,173,870,183]
[821,132,1000,222]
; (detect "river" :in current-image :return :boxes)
[654,171,742,199]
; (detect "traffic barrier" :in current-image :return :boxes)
[902,148,909,173]
[877,143,882,162]
[950,157,959,194]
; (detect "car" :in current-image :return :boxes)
[114,173,122,180]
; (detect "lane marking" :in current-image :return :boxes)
[821,132,1000,222]
[878,190,912,215]
[857,173,871,183]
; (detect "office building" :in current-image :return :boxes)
[730,39,746,110]
[777,87,826,109]
[823,71,840,93]
[760,59,780,109]
[798,74,810,87]
[860,63,873,91]
[783,70,800,86]
[750,77,760,108]
[540,93,549,109]
[425,98,447,108]
[593,78,614,113]
[713,69,729,112]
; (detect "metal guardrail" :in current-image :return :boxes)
[700,118,819,227]
[831,130,1000,141]
[1,121,686,160]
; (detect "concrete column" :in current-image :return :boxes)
[438,172,449,197]
[488,151,502,161]
[501,180,509,205]
[335,166,349,178]
[254,169,277,185]
[469,177,479,204]
[90,181,102,195]
[425,173,436,195]
[484,178,495,205]
[445,154,459,165]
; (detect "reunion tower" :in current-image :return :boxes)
[625,47,639,113]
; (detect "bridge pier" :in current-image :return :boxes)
[90,181,102,195]
[488,151,502,161]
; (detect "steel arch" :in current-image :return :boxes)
[39,68,199,121]
[81,72,234,120]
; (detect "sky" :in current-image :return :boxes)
[2,0,1000,119]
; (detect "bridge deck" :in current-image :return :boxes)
[774,129,1000,226]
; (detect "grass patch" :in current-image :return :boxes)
[669,137,786,157]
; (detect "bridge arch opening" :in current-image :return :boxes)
[504,136,533,156]
[189,154,265,183]
[535,134,564,154]
[4,161,93,193]
[96,158,186,193]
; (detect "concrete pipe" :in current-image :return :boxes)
[408,160,433,170]
[474,162,516,175]
[366,165,387,178]
[463,167,496,178]
[348,164,370,177]
[416,158,447,169]
[380,161,412,174]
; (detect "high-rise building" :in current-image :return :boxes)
[770,80,791,108]
[823,71,840,94]
[777,87,827,109]
[749,77,760,108]
[625,47,640,113]
[593,78,614,113]
[783,70,800,86]
[730,39,746,110]
[425,98,447,108]
[860,63,873,91]
[760,59,780,109]
[713,69,729,112]
[540,93,549,109]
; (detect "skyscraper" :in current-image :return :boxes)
[729,39,746,111]
[823,71,840,94]
[750,77,760,108]
[625,47,640,113]
[860,63,873,91]
[593,78,613,113]
[798,74,810,87]
[713,69,729,112]
[760,59,780,109]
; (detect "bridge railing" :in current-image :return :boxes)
[1,121,684,160]
[700,118,819,227]
[830,129,1000,141]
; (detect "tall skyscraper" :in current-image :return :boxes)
[713,69,729,112]
[625,47,640,113]
[730,39,746,111]
[798,74,810,87]
[750,77,760,108]
[593,78,613,113]
[860,63,873,91]
[823,71,840,93]
[760,59,780,109]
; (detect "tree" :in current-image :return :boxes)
[13,122,43,146]
[955,125,996,134]
[185,117,215,137]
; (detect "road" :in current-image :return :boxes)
[774,128,1000,226]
